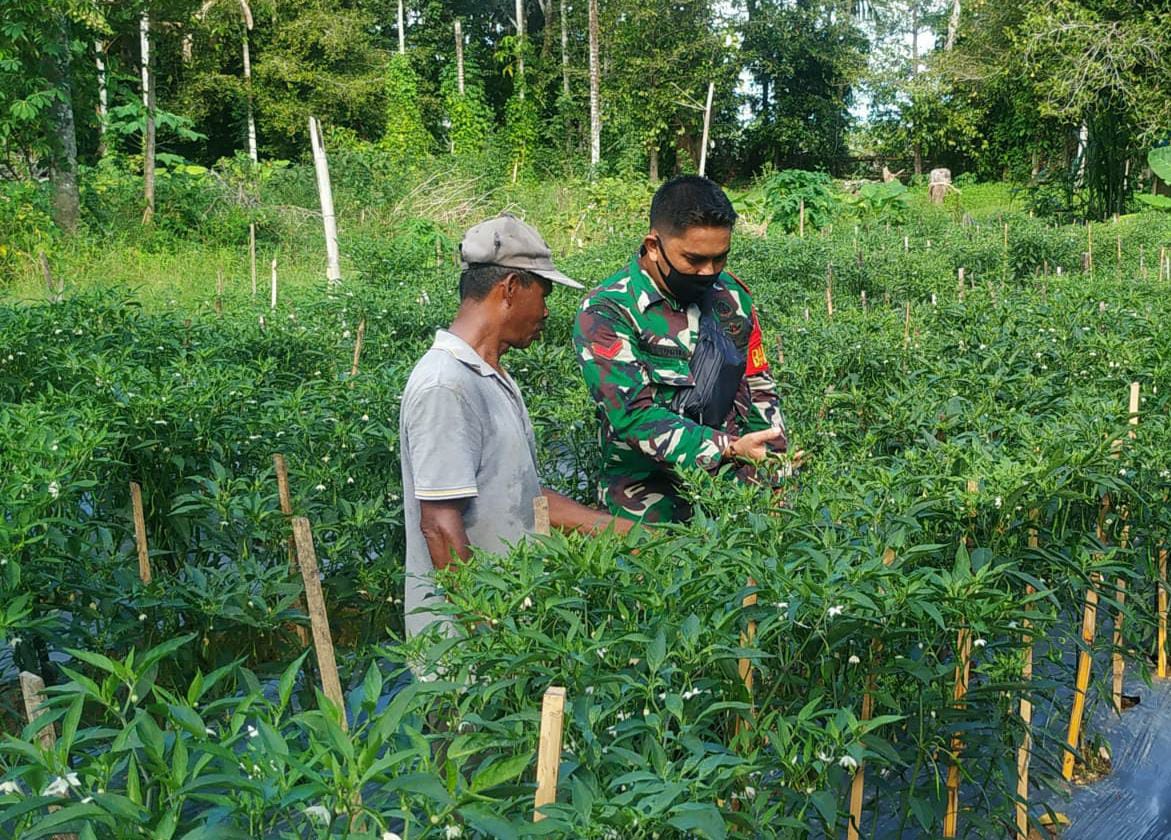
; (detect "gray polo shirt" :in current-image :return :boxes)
[399,329,542,638]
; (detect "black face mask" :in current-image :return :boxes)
[655,236,718,306]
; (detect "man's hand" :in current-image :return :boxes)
[724,428,784,463]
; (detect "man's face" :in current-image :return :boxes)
[503,274,552,349]
[645,224,732,279]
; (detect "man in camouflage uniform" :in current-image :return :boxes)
[573,175,788,523]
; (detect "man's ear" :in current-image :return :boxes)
[642,233,660,263]
[499,272,521,306]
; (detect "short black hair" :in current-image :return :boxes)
[458,264,546,302]
[649,175,737,235]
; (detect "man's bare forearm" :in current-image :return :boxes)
[541,487,634,536]
[419,499,472,571]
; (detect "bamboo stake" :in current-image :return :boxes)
[533,495,551,537]
[308,116,341,285]
[847,547,895,840]
[775,334,785,366]
[291,516,346,729]
[249,223,257,297]
[270,256,278,311]
[903,235,909,253]
[860,290,867,310]
[533,686,567,821]
[1159,545,1168,679]
[1111,382,1140,713]
[215,270,224,317]
[957,267,965,301]
[798,198,805,238]
[273,455,310,647]
[1064,508,1107,781]
[1086,222,1093,277]
[20,671,56,750]
[943,628,973,837]
[825,264,834,319]
[1015,514,1040,840]
[129,481,151,583]
[903,302,911,346]
[734,578,758,740]
[349,318,366,380]
[697,81,715,178]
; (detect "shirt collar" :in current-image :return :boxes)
[432,329,500,378]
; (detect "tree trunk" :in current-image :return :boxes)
[515,0,525,98]
[141,12,156,225]
[95,40,109,158]
[649,144,659,182]
[454,20,465,95]
[588,0,600,171]
[560,0,569,97]
[945,0,961,51]
[397,0,405,54]
[45,14,80,233]
[914,144,923,177]
[243,32,258,161]
[309,116,341,285]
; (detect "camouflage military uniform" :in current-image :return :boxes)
[573,254,787,523]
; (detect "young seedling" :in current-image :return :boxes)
[534,685,567,821]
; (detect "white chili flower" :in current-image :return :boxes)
[973,638,987,648]
[595,647,607,659]
[848,655,861,665]
[775,601,789,611]
[0,780,22,795]
[817,749,833,763]
[315,484,326,492]
[9,636,21,648]
[138,614,146,622]
[382,833,403,840]
[994,497,1002,508]
[742,785,757,800]
[443,825,462,839]
[839,755,859,772]
[827,605,844,618]
[247,725,259,739]
[48,481,60,499]
[521,596,534,610]
[42,773,80,798]
[303,804,331,824]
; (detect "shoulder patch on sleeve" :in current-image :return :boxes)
[725,271,752,296]
[745,310,769,375]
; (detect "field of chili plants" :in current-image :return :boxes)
[3,188,1171,838]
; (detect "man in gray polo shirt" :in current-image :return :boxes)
[400,213,632,638]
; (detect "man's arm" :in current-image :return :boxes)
[541,487,634,536]
[739,307,788,443]
[419,498,472,571]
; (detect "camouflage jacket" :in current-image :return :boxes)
[573,254,787,523]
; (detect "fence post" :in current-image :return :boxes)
[349,318,367,381]
[534,686,567,821]
[20,671,56,751]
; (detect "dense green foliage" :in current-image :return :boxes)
[3,149,1171,836]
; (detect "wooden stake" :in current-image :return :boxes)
[1159,545,1168,679]
[698,81,715,178]
[349,318,366,380]
[270,256,278,311]
[20,671,56,750]
[291,516,346,729]
[273,455,310,647]
[534,686,567,821]
[903,302,911,346]
[943,628,973,837]
[734,578,758,740]
[1086,222,1093,277]
[249,223,257,297]
[1064,569,1100,781]
[798,198,805,238]
[825,264,834,319]
[1111,382,1141,713]
[848,547,895,840]
[130,481,151,584]
[775,334,785,366]
[1015,514,1040,840]
[860,290,867,310]
[903,235,909,253]
[957,267,965,301]
[533,495,551,537]
[308,116,341,285]
[215,269,224,317]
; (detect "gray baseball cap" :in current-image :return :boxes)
[459,213,583,290]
